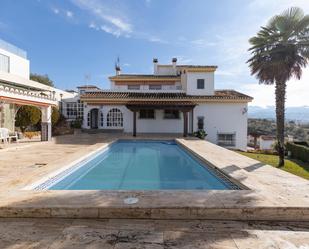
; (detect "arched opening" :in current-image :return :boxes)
[107,108,123,128]
[89,108,99,129]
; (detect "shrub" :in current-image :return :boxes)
[51,107,60,126]
[193,130,207,139]
[15,106,41,132]
[71,119,83,129]
[286,142,309,163]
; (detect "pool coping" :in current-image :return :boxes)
[2,136,309,221]
[27,138,244,191]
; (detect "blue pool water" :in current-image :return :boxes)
[48,140,236,190]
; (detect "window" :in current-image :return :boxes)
[66,102,77,117]
[164,110,180,119]
[100,111,104,127]
[128,85,140,90]
[87,112,90,126]
[197,79,205,89]
[217,133,236,147]
[197,116,204,130]
[65,100,83,119]
[0,54,9,73]
[149,85,162,90]
[139,110,155,119]
[107,108,123,127]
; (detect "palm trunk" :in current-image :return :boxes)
[275,81,286,167]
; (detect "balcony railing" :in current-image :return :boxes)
[0,39,27,59]
[0,82,56,101]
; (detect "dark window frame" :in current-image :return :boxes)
[164,110,180,119]
[197,79,205,89]
[217,133,236,147]
[139,109,155,119]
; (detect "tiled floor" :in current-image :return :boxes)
[0,218,308,249]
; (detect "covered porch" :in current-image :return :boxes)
[0,81,57,141]
[126,101,196,137]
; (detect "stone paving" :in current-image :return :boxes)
[0,218,308,249]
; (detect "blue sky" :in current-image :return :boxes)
[0,0,309,107]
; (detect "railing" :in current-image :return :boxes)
[0,82,56,101]
[0,39,27,59]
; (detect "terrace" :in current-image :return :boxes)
[0,133,308,246]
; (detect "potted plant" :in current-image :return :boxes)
[194,129,207,140]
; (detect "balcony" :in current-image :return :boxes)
[0,82,57,104]
[0,39,27,59]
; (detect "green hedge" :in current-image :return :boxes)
[286,142,309,163]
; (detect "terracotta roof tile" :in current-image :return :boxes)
[80,90,253,102]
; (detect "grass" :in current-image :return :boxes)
[238,152,309,180]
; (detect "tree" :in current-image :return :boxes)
[30,73,54,87]
[247,7,309,166]
[15,106,41,132]
[52,107,60,126]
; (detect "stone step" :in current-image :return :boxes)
[82,129,124,134]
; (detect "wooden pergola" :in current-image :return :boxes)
[126,101,196,137]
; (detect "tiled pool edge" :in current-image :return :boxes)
[175,139,248,190]
[23,140,118,190]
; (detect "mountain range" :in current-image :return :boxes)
[248,106,309,122]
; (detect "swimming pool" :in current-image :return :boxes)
[38,140,240,190]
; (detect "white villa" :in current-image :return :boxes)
[0,39,74,141]
[62,58,253,150]
[0,39,253,151]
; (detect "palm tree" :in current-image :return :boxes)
[247,7,309,167]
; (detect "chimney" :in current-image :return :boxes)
[115,65,121,75]
[153,58,158,74]
[172,57,177,68]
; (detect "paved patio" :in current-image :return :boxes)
[0,218,308,248]
[0,133,308,221]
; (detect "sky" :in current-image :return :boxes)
[0,0,309,107]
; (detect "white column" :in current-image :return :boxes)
[41,105,52,141]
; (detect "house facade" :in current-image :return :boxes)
[0,39,74,140]
[64,58,252,150]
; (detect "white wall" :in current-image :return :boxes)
[111,83,182,91]
[259,139,275,150]
[194,103,248,151]
[82,104,184,133]
[156,65,175,75]
[0,48,29,79]
[82,102,248,150]
[186,72,214,95]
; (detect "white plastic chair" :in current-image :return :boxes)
[0,128,9,144]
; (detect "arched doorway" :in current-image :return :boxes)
[89,108,99,129]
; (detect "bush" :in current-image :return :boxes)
[294,141,309,147]
[286,142,309,163]
[15,106,41,132]
[51,107,60,125]
[71,119,83,129]
[193,130,207,139]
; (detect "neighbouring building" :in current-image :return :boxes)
[0,39,74,140]
[259,135,275,150]
[63,58,253,150]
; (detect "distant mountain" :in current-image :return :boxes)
[248,106,309,122]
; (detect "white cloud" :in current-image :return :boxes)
[123,63,131,67]
[191,39,216,48]
[240,69,309,107]
[52,7,59,14]
[72,0,132,36]
[66,11,74,18]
